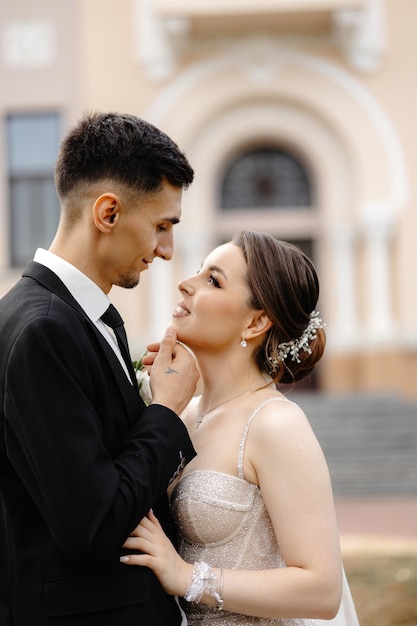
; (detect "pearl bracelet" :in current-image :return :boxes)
[184,561,224,610]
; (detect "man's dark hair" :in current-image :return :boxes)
[55,112,194,198]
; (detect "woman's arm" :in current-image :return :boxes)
[221,401,343,619]
[121,402,343,620]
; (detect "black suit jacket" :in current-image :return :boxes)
[0,262,196,625]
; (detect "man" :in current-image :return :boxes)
[0,112,199,625]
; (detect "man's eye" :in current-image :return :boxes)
[208,274,220,288]
[158,224,168,232]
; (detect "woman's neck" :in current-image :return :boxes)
[195,353,269,414]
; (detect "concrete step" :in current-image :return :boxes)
[290,393,417,497]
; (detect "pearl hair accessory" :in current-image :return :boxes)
[268,310,325,369]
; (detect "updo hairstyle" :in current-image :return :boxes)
[232,230,326,384]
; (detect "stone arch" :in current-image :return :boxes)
[146,45,407,215]
[144,45,408,350]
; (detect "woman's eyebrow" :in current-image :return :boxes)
[208,265,228,282]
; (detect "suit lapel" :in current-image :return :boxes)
[23,261,139,396]
[23,261,87,317]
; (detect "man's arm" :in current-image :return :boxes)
[4,316,196,562]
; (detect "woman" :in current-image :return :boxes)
[121,231,360,625]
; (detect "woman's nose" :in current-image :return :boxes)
[178,276,194,294]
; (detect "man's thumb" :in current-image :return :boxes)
[160,325,177,349]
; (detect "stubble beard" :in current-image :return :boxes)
[117,273,140,289]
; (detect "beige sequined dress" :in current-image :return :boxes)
[171,398,318,626]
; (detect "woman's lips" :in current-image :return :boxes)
[172,303,190,318]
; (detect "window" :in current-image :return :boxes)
[220,146,312,210]
[6,112,60,266]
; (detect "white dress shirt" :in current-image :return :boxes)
[33,248,132,382]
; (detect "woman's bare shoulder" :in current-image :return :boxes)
[249,394,316,448]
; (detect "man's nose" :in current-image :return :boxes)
[156,232,174,261]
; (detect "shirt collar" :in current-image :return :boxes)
[33,248,110,323]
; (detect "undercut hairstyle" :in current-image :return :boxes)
[54,112,194,200]
[233,230,326,385]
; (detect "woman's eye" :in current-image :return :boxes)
[208,274,220,288]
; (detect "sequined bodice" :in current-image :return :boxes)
[171,398,317,626]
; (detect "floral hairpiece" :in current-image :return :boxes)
[268,310,325,368]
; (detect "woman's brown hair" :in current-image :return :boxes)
[233,230,326,384]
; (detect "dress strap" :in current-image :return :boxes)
[237,397,296,480]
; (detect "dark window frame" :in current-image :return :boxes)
[6,111,61,267]
[219,146,313,211]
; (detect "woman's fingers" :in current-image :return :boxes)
[147,508,162,528]
[120,553,150,566]
[122,531,140,546]
[121,510,163,552]
[119,509,192,596]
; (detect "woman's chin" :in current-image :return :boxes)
[171,320,184,340]
[171,318,195,346]
[175,329,187,344]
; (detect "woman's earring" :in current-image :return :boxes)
[240,336,247,348]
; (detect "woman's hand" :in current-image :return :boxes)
[120,509,193,597]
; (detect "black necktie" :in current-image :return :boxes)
[101,304,138,388]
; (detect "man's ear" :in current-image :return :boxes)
[93,193,121,233]
[245,311,273,340]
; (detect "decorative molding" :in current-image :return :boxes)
[332,0,386,74]
[134,0,386,79]
[145,45,407,214]
[132,0,189,80]
[1,19,56,69]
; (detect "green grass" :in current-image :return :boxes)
[344,552,417,626]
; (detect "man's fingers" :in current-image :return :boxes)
[142,352,157,366]
[145,327,177,363]
[145,332,196,363]
[155,326,177,362]
[161,325,177,344]
[145,342,160,354]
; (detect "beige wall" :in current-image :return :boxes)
[0,0,81,268]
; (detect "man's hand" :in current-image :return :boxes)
[146,326,199,415]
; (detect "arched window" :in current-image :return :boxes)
[220,146,312,210]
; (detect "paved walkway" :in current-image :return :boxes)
[290,393,417,553]
[335,497,417,553]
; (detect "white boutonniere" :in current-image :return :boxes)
[132,354,152,405]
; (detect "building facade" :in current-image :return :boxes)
[1,0,416,398]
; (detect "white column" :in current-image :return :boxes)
[328,225,358,348]
[361,209,394,338]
